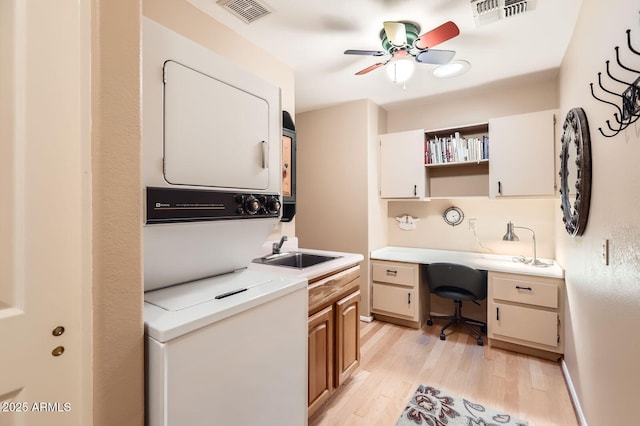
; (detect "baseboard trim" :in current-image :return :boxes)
[359,315,373,323]
[561,359,588,426]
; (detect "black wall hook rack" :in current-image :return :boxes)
[590,28,640,137]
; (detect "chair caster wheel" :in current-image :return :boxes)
[427,319,433,326]
[440,333,446,341]
[477,338,484,346]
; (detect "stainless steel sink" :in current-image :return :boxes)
[253,252,340,269]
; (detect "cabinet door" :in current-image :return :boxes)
[489,110,557,197]
[308,305,334,416]
[489,302,559,348]
[335,290,360,386]
[371,283,417,320]
[379,129,426,198]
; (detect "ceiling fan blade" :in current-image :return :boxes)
[415,49,456,65]
[415,21,460,50]
[383,21,407,46]
[355,62,386,75]
[344,49,387,56]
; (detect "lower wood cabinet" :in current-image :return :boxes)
[308,305,334,415]
[308,265,361,417]
[488,271,564,359]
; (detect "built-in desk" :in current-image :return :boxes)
[370,246,565,360]
[370,246,563,279]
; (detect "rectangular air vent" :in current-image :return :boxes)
[471,0,535,26]
[217,0,272,24]
[504,0,530,17]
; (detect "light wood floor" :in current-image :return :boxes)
[310,320,579,426]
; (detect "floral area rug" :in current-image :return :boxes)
[396,384,528,426]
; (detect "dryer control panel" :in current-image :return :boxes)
[146,187,281,224]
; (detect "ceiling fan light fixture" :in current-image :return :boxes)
[386,58,415,84]
[432,60,470,78]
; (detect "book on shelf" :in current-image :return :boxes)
[425,133,489,165]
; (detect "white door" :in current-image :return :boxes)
[0,1,90,425]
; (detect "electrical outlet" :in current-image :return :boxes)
[601,239,609,265]
[469,219,477,232]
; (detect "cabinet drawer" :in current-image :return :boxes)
[371,283,416,319]
[371,261,417,287]
[308,265,360,315]
[490,302,559,347]
[492,276,558,308]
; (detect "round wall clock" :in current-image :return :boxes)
[443,206,464,226]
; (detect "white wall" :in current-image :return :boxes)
[385,69,558,132]
[368,103,389,255]
[387,198,556,259]
[92,1,144,424]
[557,0,640,423]
[296,99,386,316]
[296,100,370,253]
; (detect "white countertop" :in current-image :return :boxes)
[370,246,564,279]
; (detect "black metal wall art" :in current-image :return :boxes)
[590,28,640,137]
[559,108,592,237]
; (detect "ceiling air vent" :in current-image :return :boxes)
[470,0,536,26]
[217,0,272,24]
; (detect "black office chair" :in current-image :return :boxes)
[425,263,488,346]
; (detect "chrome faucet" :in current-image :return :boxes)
[272,236,288,254]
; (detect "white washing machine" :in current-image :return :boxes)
[142,18,308,426]
[144,269,307,426]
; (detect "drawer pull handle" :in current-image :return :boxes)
[386,269,398,276]
[407,293,411,304]
[496,307,500,321]
[515,285,533,291]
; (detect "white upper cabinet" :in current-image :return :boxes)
[379,109,557,200]
[379,130,426,199]
[489,110,558,197]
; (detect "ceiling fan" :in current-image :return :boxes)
[344,21,460,76]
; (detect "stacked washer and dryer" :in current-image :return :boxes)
[142,18,307,425]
